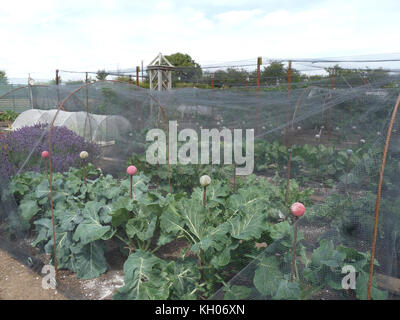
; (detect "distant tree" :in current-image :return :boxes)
[0,70,9,84]
[261,61,302,85]
[165,53,202,84]
[213,68,249,88]
[115,75,133,83]
[48,77,61,85]
[96,70,109,81]
[324,65,389,87]
[65,80,85,85]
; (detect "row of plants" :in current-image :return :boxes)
[254,139,368,185]
[3,158,319,299]
[225,234,387,300]
[0,110,18,124]
[0,121,393,300]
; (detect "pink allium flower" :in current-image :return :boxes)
[290,202,306,217]
[41,151,49,158]
[127,165,137,176]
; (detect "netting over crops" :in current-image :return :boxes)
[1,58,400,300]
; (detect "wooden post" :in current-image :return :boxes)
[257,57,262,91]
[55,69,60,108]
[136,66,140,86]
[285,61,292,147]
[85,72,89,109]
[55,69,59,85]
[325,69,335,180]
[256,57,262,134]
[211,73,214,89]
[141,60,144,83]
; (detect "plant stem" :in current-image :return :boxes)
[345,153,351,192]
[203,186,207,207]
[83,162,87,186]
[233,162,236,193]
[291,217,299,282]
[285,148,292,210]
[130,175,133,199]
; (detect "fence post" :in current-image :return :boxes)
[55,69,60,107]
[257,57,262,91]
[136,66,140,86]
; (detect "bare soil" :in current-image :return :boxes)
[0,249,66,300]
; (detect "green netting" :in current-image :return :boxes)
[1,62,400,300]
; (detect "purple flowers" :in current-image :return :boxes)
[0,124,100,179]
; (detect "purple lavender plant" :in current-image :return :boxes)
[0,124,100,179]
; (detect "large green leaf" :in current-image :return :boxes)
[163,259,201,300]
[114,250,169,300]
[355,272,388,300]
[311,240,346,268]
[71,241,108,279]
[19,199,40,224]
[253,256,282,297]
[73,201,111,245]
[273,279,300,300]
[109,196,134,227]
[125,215,157,241]
[228,211,267,241]
[227,192,268,241]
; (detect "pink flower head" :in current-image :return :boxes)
[127,165,137,176]
[41,151,49,158]
[290,202,306,217]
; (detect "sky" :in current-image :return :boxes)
[1,0,399,82]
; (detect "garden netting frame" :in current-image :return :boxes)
[1,67,400,300]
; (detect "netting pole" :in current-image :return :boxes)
[285,61,292,209]
[85,72,93,142]
[256,57,262,134]
[246,76,249,90]
[160,106,171,193]
[325,69,335,180]
[49,68,60,281]
[85,72,89,109]
[284,61,292,147]
[233,162,236,193]
[28,74,34,109]
[211,74,214,89]
[141,60,144,83]
[48,127,59,281]
[256,57,261,90]
[136,66,140,87]
[367,93,400,300]
[56,69,60,107]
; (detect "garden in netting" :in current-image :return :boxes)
[1,58,400,300]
